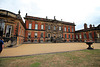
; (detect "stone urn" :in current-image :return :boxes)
[85,41,94,50]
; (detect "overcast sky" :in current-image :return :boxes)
[0,0,100,30]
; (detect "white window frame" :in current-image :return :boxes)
[41,25,44,30]
[68,27,70,32]
[59,26,61,31]
[64,27,66,31]
[72,27,74,32]
[6,25,12,37]
[35,33,38,38]
[35,24,38,30]
[29,23,32,29]
[79,34,82,39]
[28,32,31,38]
[48,34,50,38]
[76,35,78,39]
[41,33,43,38]
[69,34,70,39]
[65,34,67,38]
[54,26,56,30]
[48,25,50,30]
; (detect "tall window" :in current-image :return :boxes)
[59,34,62,38]
[79,34,82,39]
[72,27,74,32]
[19,27,21,35]
[48,25,50,30]
[41,25,44,30]
[84,34,86,39]
[41,33,43,38]
[28,32,31,38]
[72,35,74,39]
[35,24,38,30]
[68,27,70,32]
[0,19,5,31]
[64,27,66,31]
[97,34,100,38]
[48,34,50,38]
[35,33,37,38]
[89,33,92,39]
[54,26,56,30]
[6,25,12,37]
[0,19,5,37]
[69,34,70,39]
[29,23,32,29]
[65,34,67,38]
[76,35,78,39]
[59,26,61,31]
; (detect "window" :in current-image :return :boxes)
[48,34,50,38]
[89,33,92,39]
[69,34,70,39]
[6,25,12,37]
[28,32,31,38]
[65,34,67,38]
[54,26,56,30]
[59,34,62,38]
[29,23,32,29]
[41,25,44,29]
[97,34,100,38]
[79,34,82,39]
[72,27,74,32]
[0,19,5,36]
[0,19,5,31]
[35,33,37,38]
[48,25,50,30]
[76,35,78,39]
[41,33,43,38]
[64,27,66,31]
[35,24,38,29]
[72,35,74,39]
[19,27,21,35]
[84,34,86,39]
[59,26,61,30]
[68,27,70,32]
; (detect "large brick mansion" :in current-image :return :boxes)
[0,9,100,47]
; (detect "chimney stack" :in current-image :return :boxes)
[18,10,20,15]
[89,24,92,28]
[93,24,95,27]
[84,23,87,29]
[54,16,56,20]
[46,16,48,19]
[25,13,27,17]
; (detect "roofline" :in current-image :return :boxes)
[24,16,76,26]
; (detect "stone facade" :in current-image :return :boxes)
[0,9,25,47]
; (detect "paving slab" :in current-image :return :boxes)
[0,43,100,57]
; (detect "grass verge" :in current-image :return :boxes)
[0,49,100,67]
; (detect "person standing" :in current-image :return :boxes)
[0,36,4,53]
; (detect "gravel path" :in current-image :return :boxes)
[0,43,100,57]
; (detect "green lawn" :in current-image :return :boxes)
[0,49,100,67]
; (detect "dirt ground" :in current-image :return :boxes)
[0,43,100,57]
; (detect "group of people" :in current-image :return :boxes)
[0,36,4,53]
